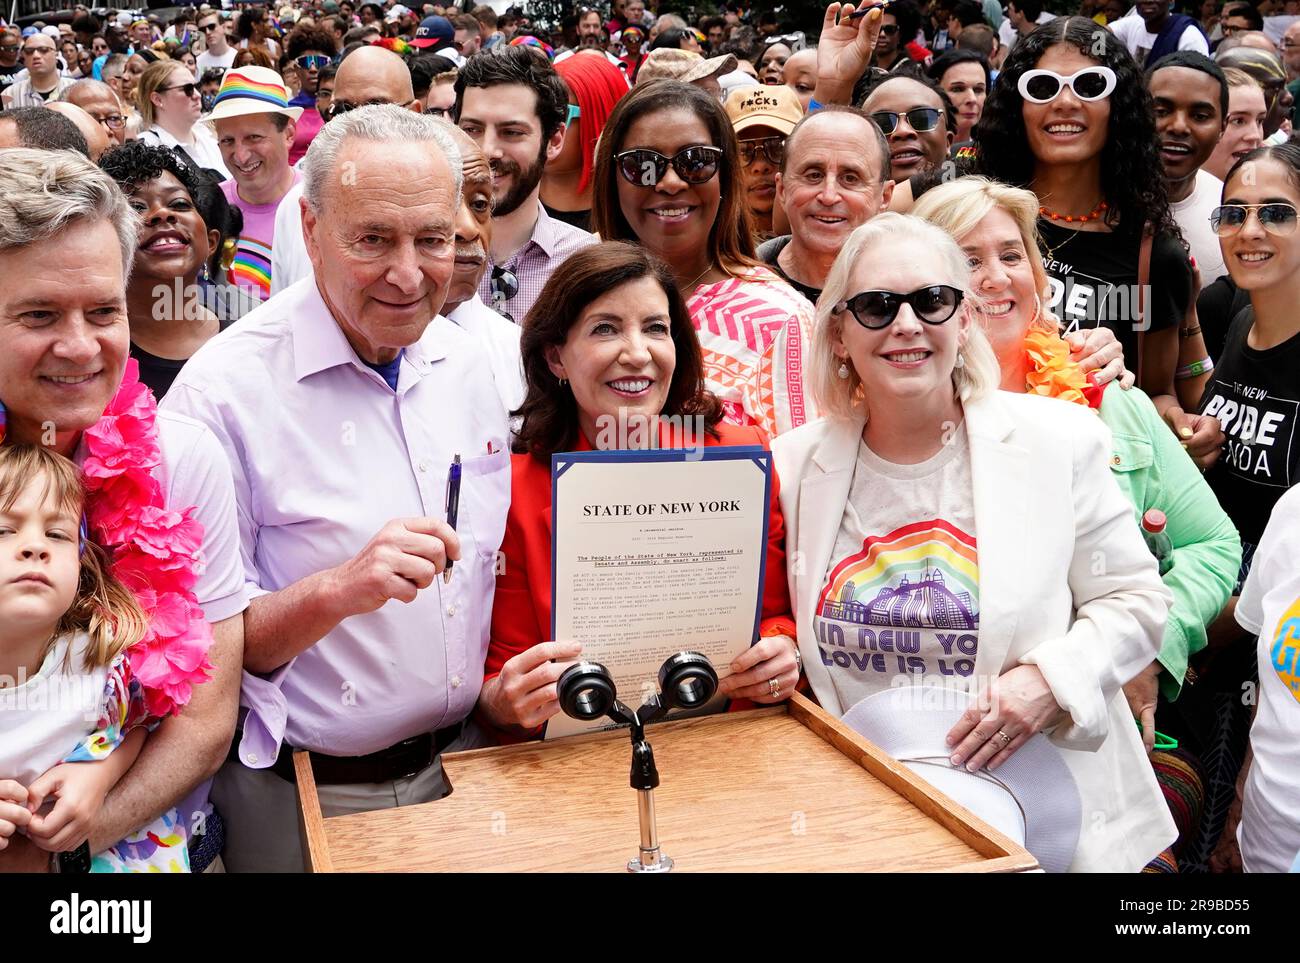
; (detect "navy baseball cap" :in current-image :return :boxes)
[412,15,454,49]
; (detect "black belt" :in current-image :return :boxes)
[230,723,464,786]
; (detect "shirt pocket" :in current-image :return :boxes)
[1107,432,1154,475]
[459,449,511,562]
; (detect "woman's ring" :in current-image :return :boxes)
[768,678,781,697]
[996,729,1013,745]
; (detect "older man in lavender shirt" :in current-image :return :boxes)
[161,105,511,872]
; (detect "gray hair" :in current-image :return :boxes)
[0,148,137,276]
[301,103,463,213]
[811,212,1000,420]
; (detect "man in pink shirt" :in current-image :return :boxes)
[210,65,301,304]
[162,104,511,872]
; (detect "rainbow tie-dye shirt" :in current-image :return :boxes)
[812,426,980,714]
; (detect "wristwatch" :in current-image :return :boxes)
[51,841,91,873]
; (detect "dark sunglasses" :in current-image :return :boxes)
[201,21,222,31]
[160,82,199,97]
[835,285,965,329]
[869,107,943,135]
[327,98,391,119]
[1210,203,1299,237]
[490,265,519,320]
[615,145,723,187]
[879,23,900,35]
[738,135,785,167]
[295,54,331,70]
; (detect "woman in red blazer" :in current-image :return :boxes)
[478,242,798,739]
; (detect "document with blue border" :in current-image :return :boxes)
[546,446,772,739]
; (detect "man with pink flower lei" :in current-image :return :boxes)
[0,148,247,873]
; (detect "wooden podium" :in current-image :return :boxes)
[295,693,1038,872]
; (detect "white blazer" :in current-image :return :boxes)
[772,390,1178,872]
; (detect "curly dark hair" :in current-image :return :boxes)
[453,44,568,142]
[98,141,241,276]
[973,16,1177,239]
[513,241,723,458]
[285,25,340,59]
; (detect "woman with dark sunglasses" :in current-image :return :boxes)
[591,80,817,437]
[773,212,1176,872]
[1190,143,1300,877]
[974,18,1197,444]
[1197,144,1300,568]
[283,26,339,164]
[137,58,230,179]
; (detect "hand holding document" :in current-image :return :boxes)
[545,446,772,739]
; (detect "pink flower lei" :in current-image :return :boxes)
[78,360,214,718]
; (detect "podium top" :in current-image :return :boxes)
[303,696,1037,873]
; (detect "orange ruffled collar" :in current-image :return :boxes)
[1023,328,1105,409]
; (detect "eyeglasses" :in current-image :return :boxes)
[879,23,900,35]
[490,265,519,320]
[160,82,199,97]
[1017,66,1117,104]
[295,54,331,69]
[1210,203,1299,237]
[93,113,127,130]
[565,103,581,126]
[869,107,943,135]
[200,22,222,32]
[834,285,965,329]
[425,105,449,117]
[0,44,20,53]
[615,145,723,187]
[738,135,784,167]
[22,45,55,56]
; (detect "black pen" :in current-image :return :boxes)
[443,453,461,583]
[848,0,893,18]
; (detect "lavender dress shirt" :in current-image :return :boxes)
[475,202,597,325]
[161,278,511,767]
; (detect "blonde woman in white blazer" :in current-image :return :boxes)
[772,214,1177,872]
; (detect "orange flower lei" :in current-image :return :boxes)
[1023,328,1105,409]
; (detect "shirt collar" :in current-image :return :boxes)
[525,201,560,258]
[291,279,448,382]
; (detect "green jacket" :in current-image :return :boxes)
[1099,385,1241,701]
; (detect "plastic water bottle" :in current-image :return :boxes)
[1142,509,1174,576]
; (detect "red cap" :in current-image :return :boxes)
[1142,509,1167,533]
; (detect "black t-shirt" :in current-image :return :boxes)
[131,317,234,401]
[755,234,822,305]
[1197,275,1251,363]
[1037,220,1191,373]
[1197,305,1300,550]
[0,63,24,105]
[541,203,591,234]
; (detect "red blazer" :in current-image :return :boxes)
[485,422,794,691]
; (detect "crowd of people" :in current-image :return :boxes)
[0,0,1296,877]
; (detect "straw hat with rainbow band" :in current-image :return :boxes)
[204,65,303,125]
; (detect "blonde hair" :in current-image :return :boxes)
[0,446,148,672]
[137,59,187,129]
[1222,66,1262,91]
[910,175,1058,335]
[811,212,1001,420]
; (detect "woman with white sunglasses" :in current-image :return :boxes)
[974,17,1196,438]
[772,212,1176,871]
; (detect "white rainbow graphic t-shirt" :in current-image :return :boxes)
[812,430,980,713]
